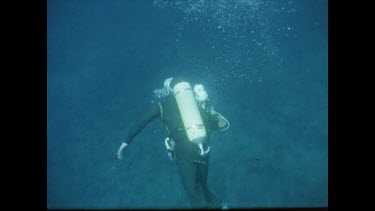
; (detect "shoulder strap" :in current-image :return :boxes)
[157,102,171,135]
[157,102,163,118]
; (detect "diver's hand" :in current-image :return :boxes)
[117,142,128,160]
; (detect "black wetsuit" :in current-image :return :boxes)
[123,89,222,208]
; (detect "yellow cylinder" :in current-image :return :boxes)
[173,82,207,144]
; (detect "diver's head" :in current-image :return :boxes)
[152,77,173,99]
[164,77,188,93]
[194,84,208,103]
[163,77,174,94]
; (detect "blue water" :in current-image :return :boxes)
[47,0,327,209]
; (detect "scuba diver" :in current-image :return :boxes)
[117,77,230,209]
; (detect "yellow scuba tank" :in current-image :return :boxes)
[173,81,207,145]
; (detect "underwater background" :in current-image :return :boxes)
[47,0,327,209]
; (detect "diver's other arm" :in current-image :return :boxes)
[117,142,128,160]
[214,112,230,131]
[206,104,230,131]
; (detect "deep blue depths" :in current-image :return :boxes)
[47,0,327,209]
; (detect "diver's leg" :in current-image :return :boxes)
[198,157,223,208]
[175,160,207,208]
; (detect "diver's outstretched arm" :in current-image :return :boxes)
[117,103,161,160]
